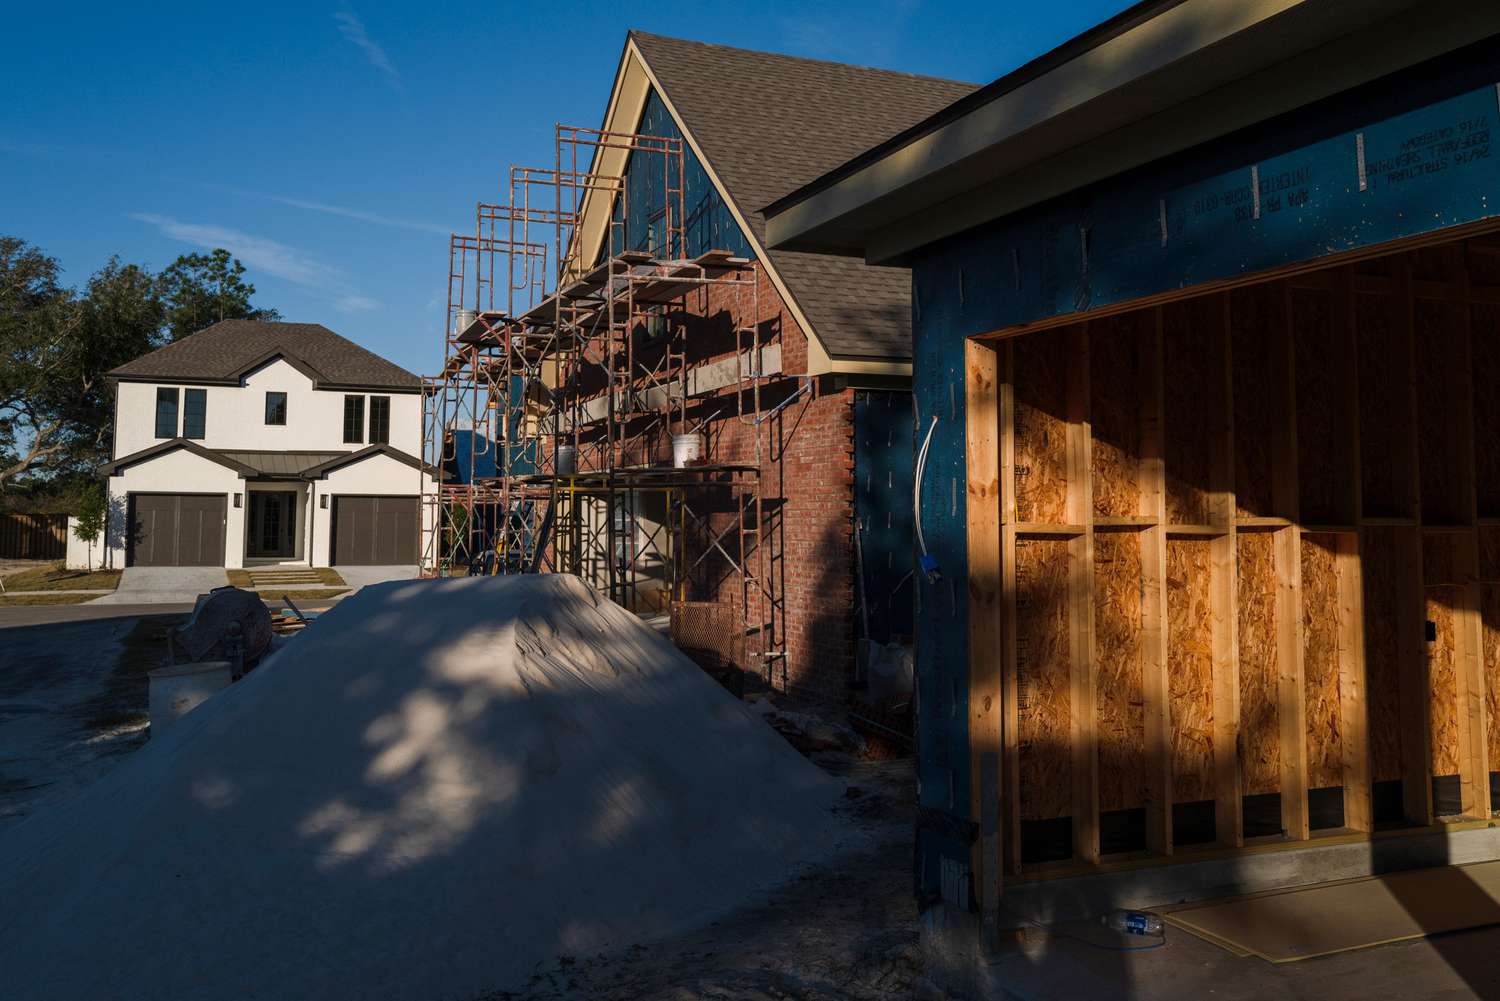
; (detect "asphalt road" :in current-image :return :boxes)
[0,596,348,630]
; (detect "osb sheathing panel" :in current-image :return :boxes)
[1356,290,1415,519]
[1302,534,1345,791]
[1237,531,1281,796]
[1095,531,1146,812]
[1472,304,1500,517]
[1466,241,1500,286]
[1168,538,1215,803]
[1292,287,1353,525]
[1422,531,1463,587]
[1013,333,1070,525]
[1409,244,1459,281]
[1090,317,1143,519]
[1163,300,1222,526]
[1230,285,1280,519]
[1362,529,1408,783]
[1415,300,1468,525]
[1479,526,1500,582]
[1482,585,1500,770]
[1017,538,1073,820]
[1426,586,1463,780]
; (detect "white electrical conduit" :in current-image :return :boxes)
[914,415,941,581]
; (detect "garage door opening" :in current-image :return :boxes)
[127,493,226,567]
[331,495,418,566]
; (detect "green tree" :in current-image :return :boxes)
[0,236,80,494]
[158,248,281,341]
[0,240,167,496]
[0,239,281,499]
[72,481,106,545]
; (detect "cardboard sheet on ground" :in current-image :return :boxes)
[0,574,842,1000]
[1162,860,1500,962]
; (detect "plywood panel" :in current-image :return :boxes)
[1472,304,1500,517]
[1238,531,1281,795]
[1423,531,1464,587]
[1168,537,1216,803]
[1302,534,1344,791]
[1163,300,1222,526]
[1292,287,1355,524]
[1014,333,1070,524]
[1356,289,1415,519]
[1090,316,1143,518]
[1428,586,1463,782]
[1415,300,1470,525]
[1483,585,1500,778]
[1479,526,1500,582]
[1230,285,1282,519]
[1017,537,1073,820]
[1362,529,1406,783]
[1095,530,1146,812]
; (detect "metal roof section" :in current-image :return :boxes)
[764,0,1500,264]
[99,439,260,479]
[217,451,349,478]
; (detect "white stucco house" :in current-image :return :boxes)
[99,320,436,570]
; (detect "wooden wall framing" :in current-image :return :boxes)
[966,235,1500,908]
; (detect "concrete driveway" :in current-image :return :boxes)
[90,567,227,605]
[337,565,419,590]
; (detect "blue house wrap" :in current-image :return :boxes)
[908,39,1500,895]
[854,390,916,646]
[611,89,753,261]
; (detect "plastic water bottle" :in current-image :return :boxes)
[1102,909,1163,936]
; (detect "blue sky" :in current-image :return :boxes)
[1,1,1130,376]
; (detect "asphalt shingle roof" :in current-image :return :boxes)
[108,320,421,391]
[630,32,978,363]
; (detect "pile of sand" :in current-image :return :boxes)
[0,575,841,1000]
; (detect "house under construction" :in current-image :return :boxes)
[421,33,976,709]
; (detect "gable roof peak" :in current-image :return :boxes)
[617,30,979,366]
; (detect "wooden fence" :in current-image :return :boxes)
[0,513,68,560]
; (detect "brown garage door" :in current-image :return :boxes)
[331,496,418,565]
[127,493,227,567]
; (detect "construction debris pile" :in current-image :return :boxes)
[0,575,842,1001]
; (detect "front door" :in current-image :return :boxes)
[247,491,297,558]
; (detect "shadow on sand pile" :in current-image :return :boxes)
[0,574,843,1001]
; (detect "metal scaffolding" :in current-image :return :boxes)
[420,125,786,683]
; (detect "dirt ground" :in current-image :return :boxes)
[486,756,923,1001]
[0,612,184,828]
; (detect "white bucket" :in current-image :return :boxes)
[148,661,232,732]
[556,445,578,475]
[455,309,477,335]
[671,433,704,468]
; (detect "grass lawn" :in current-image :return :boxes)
[1,561,121,592]
[0,593,101,605]
[257,588,349,601]
[226,567,346,587]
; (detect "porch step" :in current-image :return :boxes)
[246,572,326,585]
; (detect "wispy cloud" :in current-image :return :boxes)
[130,213,383,312]
[334,294,381,313]
[179,179,448,235]
[334,6,401,89]
[270,194,447,234]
